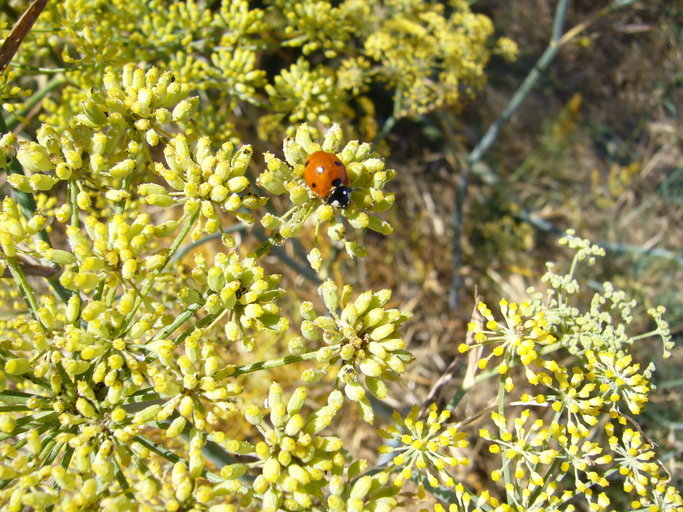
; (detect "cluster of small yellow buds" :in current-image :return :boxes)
[187,252,286,350]
[150,133,263,236]
[273,0,355,58]
[379,404,469,497]
[0,197,46,258]
[300,279,413,423]
[258,123,395,256]
[586,351,650,415]
[234,384,345,512]
[78,64,198,145]
[143,341,242,431]
[482,410,559,481]
[327,468,398,512]
[264,58,339,127]
[460,299,555,376]
[43,213,161,291]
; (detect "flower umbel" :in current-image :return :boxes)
[379,404,469,498]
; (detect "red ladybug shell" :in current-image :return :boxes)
[304,151,349,200]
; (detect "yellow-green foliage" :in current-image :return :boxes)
[2,0,516,141]
[0,2,679,512]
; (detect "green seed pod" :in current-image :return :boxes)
[341,305,358,328]
[307,248,322,272]
[299,301,316,321]
[17,142,53,172]
[322,124,343,153]
[81,300,105,322]
[172,97,199,122]
[314,316,337,332]
[207,267,226,292]
[205,293,223,315]
[319,280,339,313]
[301,320,319,341]
[263,457,282,485]
[289,184,309,205]
[230,145,253,177]
[287,387,307,415]
[66,295,81,324]
[110,159,136,179]
[370,324,395,341]
[30,174,59,191]
[363,308,385,329]
[5,358,30,375]
[368,216,393,235]
[260,213,282,231]
[6,174,32,193]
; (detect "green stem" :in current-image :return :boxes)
[69,177,79,229]
[132,435,222,483]
[214,346,334,380]
[467,0,570,169]
[5,255,45,329]
[5,76,66,130]
[253,232,284,259]
[497,371,513,504]
[170,223,249,264]
[118,207,200,335]
[150,302,203,342]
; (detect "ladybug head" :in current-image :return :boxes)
[328,179,351,208]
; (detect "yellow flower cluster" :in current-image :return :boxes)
[459,233,678,512]
[379,404,469,496]
[3,0,512,140]
[300,279,413,423]
[0,60,416,510]
[258,123,395,260]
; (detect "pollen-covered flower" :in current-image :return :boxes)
[301,279,413,423]
[608,426,663,497]
[460,299,556,374]
[587,350,650,416]
[379,404,468,497]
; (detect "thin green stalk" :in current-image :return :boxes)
[150,302,203,342]
[214,346,336,381]
[5,255,45,329]
[170,223,249,263]
[118,207,200,334]
[253,232,284,259]
[132,435,223,483]
[5,75,66,130]
[467,0,570,169]
[497,371,513,504]
[68,177,79,229]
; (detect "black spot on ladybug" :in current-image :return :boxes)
[311,182,316,188]
[334,160,343,166]
[305,159,310,167]
[331,178,342,187]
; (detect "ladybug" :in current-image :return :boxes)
[304,151,351,208]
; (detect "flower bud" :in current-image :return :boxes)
[172,97,199,122]
[17,142,53,172]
